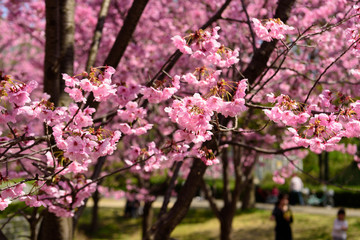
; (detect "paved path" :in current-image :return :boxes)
[90,197,360,217]
[256,203,360,217]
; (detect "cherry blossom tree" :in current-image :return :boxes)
[1,0,360,240]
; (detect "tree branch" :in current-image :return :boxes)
[104,0,149,67]
[147,0,233,87]
[158,161,183,218]
[222,141,304,154]
[242,0,296,85]
[240,0,256,52]
[304,38,360,104]
[44,0,60,105]
[200,178,221,219]
[86,0,112,72]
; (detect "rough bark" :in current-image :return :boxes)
[44,0,60,105]
[58,0,75,106]
[28,208,40,240]
[218,146,243,240]
[37,211,73,240]
[39,1,75,240]
[222,148,231,205]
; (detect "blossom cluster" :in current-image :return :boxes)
[345,5,360,54]
[124,142,167,172]
[264,94,310,127]
[125,180,156,202]
[165,79,247,148]
[171,26,239,67]
[180,68,221,95]
[265,91,360,154]
[141,75,180,103]
[252,18,295,42]
[63,66,117,103]
[0,73,38,124]
[116,101,153,136]
[0,69,122,216]
[272,163,297,185]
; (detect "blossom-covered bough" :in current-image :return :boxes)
[1,0,360,240]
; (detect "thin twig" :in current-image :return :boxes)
[304,38,360,104]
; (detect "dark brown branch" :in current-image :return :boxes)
[147,0,233,87]
[85,0,149,108]
[151,159,207,240]
[240,0,256,52]
[222,141,304,154]
[104,0,149,67]
[219,17,246,23]
[158,161,183,217]
[231,146,243,210]
[200,178,221,219]
[245,102,272,109]
[44,0,60,105]
[86,0,112,72]
[242,0,296,85]
[222,148,231,205]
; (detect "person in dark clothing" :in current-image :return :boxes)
[271,194,293,240]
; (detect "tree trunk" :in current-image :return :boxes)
[28,208,40,240]
[44,0,60,105]
[151,159,207,240]
[39,1,75,240]
[324,152,329,181]
[218,146,242,240]
[89,188,100,234]
[241,176,255,210]
[37,211,73,240]
[142,201,154,240]
[0,229,8,240]
[219,208,234,240]
[318,153,323,181]
[58,0,75,106]
[242,0,296,85]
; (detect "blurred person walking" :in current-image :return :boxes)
[271,194,293,240]
[289,174,304,205]
[332,208,348,240]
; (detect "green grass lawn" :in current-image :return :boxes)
[75,207,360,240]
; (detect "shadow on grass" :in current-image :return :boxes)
[181,208,216,224]
[76,206,360,240]
[77,207,141,239]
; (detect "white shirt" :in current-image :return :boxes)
[332,219,348,239]
[290,176,303,192]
